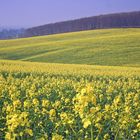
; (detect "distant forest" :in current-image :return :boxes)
[0,29,24,39]
[24,11,140,37]
[0,11,140,39]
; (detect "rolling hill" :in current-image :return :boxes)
[0,28,140,140]
[0,28,140,67]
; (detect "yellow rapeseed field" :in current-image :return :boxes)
[0,60,140,139]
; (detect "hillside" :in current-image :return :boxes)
[0,28,140,140]
[0,28,140,67]
[25,11,140,37]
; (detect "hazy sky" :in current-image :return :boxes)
[0,0,140,28]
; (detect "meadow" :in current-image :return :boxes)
[0,28,140,67]
[0,28,140,140]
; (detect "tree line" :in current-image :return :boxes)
[0,28,25,39]
[24,11,140,37]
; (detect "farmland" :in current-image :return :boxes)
[0,28,140,67]
[0,28,140,140]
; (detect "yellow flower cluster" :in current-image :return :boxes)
[0,69,140,140]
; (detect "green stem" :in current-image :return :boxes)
[91,125,93,140]
[114,128,119,140]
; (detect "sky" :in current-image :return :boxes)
[0,0,140,28]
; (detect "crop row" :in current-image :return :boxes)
[0,71,140,140]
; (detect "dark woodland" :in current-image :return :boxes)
[24,11,140,37]
[0,11,140,39]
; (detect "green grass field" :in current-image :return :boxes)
[0,28,140,67]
